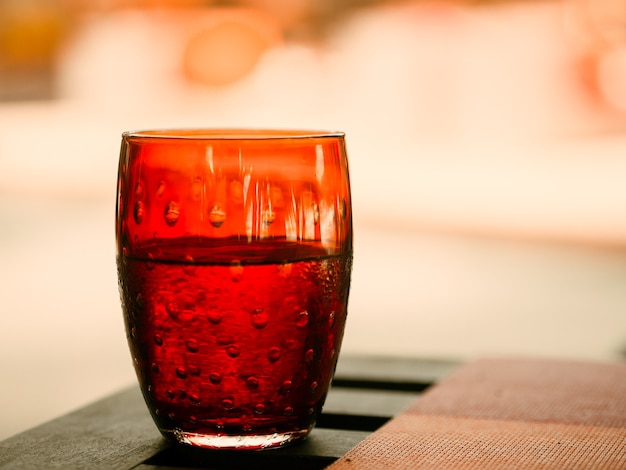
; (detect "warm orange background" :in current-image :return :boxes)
[1,0,626,440]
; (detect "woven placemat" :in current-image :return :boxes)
[328,358,626,469]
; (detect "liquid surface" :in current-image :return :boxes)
[117,239,352,448]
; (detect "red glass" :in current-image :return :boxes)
[116,129,352,450]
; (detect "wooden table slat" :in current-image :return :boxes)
[0,386,166,470]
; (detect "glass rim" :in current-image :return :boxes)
[122,128,345,141]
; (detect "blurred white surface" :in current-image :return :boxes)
[2,194,625,441]
[1,0,626,440]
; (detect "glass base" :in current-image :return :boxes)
[166,428,311,450]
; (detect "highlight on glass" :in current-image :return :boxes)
[115,129,353,450]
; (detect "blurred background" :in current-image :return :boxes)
[2,0,626,440]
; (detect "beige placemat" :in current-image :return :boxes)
[328,358,626,469]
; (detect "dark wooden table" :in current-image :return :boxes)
[0,356,459,469]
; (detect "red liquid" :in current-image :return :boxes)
[117,238,352,448]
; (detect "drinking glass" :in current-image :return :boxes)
[115,129,352,450]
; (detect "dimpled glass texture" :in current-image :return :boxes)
[115,129,353,450]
